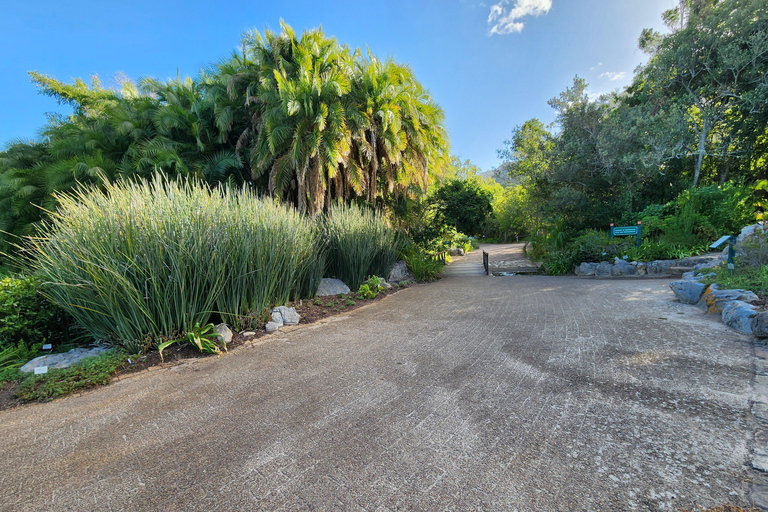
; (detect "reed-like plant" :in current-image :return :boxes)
[324,203,403,291]
[20,175,321,349]
[214,188,318,330]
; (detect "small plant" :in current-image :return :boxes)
[157,322,225,362]
[314,298,324,306]
[325,301,335,307]
[357,284,376,299]
[346,299,356,306]
[365,275,383,294]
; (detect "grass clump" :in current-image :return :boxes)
[402,245,443,282]
[324,202,403,291]
[14,349,128,402]
[701,264,768,295]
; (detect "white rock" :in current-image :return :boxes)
[316,278,351,297]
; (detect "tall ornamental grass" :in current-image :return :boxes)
[324,203,403,291]
[215,188,317,330]
[22,176,318,349]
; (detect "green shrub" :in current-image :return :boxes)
[543,250,578,275]
[22,175,320,348]
[402,245,443,282]
[325,203,403,291]
[0,275,73,352]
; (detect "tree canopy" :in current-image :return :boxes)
[0,21,450,253]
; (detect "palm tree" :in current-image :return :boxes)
[240,22,352,214]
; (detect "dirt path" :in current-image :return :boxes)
[0,274,758,511]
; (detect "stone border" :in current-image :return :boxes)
[575,254,724,277]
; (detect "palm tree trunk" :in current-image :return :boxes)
[369,130,378,203]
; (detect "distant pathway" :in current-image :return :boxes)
[443,243,540,277]
[0,272,757,511]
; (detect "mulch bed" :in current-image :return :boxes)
[0,284,410,411]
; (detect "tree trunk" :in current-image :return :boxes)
[692,116,709,188]
[719,156,730,185]
[369,130,378,203]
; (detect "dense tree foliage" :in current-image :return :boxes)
[496,0,768,239]
[431,179,493,237]
[0,21,449,255]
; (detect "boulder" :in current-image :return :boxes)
[595,261,613,277]
[316,278,351,297]
[697,284,759,314]
[265,321,280,333]
[669,280,707,304]
[388,261,415,283]
[274,306,300,326]
[752,312,768,338]
[646,260,677,275]
[448,247,465,256]
[270,310,284,327]
[636,263,647,275]
[377,277,392,290]
[738,223,765,242]
[20,347,109,374]
[610,260,637,276]
[215,323,233,345]
[576,262,598,276]
[722,300,758,334]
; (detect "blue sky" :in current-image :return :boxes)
[1,0,673,171]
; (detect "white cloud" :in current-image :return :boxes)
[600,71,626,81]
[487,0,553,35]
[589,62,603,71]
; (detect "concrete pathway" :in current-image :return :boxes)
[0,271,759,511]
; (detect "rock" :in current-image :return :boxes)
[448,247,465,256]
[377,277,392,290]
[669,280,707,304]
[738,222,765,242]
[610,260,637,275]
[316,278,351,297]
[682,271,695,280]
[636,263,647,275]
[752,312,768,338]
[696,284,759,314]
[270,310,284,327]
[20,347,109,373]
[693,261,722,271]
[611,260,629,275]
[646,260,677,275]
[215,323,233,345]
[595,261,613,277]
[577,262,598,276]
[274,306,300,326]
[388,261,414,283]
[265,321,280,333]
[721,300,758,334]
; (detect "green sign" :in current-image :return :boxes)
[612,226,639,236]
[610,223,642,247]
